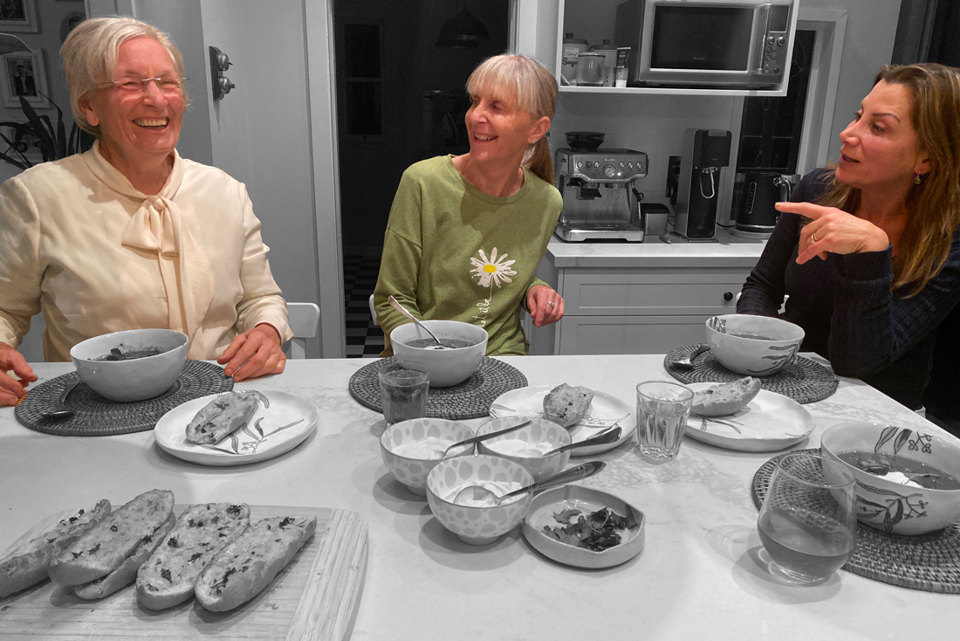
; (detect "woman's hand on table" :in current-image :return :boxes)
[777,201,890,265]
[0,342,37,406]
[218,324,286,382]
[527,285,564,327]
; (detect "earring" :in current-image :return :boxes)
[914,174,922,185]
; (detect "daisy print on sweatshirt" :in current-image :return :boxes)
[469,247,516,327]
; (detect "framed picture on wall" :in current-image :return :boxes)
[1,49,49,108]
[0,0,38,33]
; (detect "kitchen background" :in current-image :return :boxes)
[1,0,958,363]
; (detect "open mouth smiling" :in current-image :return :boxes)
[134,118,169,129]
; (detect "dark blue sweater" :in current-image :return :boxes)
[738,169,960,409]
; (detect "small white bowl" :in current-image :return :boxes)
[70,329,188,402]
[390,320,488,387]
[379,418,475,495]
[476,417,571,482]
[426,454,534,545]
[820,422,960,535]
[705,314,804,376]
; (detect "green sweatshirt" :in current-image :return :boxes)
[374,155,562,356]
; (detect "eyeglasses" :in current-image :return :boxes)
[98,76,186,95]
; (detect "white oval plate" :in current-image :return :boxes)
[154,390,319,466]
[684,383,814,452]
[489,385,634,456]
[522,485,645,569]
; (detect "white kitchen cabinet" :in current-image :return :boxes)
[526,235,765,355]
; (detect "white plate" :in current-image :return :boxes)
[154,390,319,466]
[489,385,634,456]
[683,383,814,452]
[522,485,645,569]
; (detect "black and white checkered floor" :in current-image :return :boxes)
[343,253,384,358]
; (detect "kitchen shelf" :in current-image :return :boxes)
[558,85,787,98]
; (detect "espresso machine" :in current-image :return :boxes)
[554,147,649,241]
[671,128,732,240]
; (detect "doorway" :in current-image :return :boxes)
[332,0,509,357]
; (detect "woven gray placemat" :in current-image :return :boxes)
[15,360,234,437]
[348,356,527,420]
[752,449,960,594]
[664,343,838,404]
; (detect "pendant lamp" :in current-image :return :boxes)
[435,4,489,49]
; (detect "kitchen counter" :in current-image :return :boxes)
[529,230,768,354]
[1,356,955,641]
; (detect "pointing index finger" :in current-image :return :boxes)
[774,201,828,220]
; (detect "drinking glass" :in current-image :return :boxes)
[378,361,430,425]
[757,452,857,583]
[635,381,694,460]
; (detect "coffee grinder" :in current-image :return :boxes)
[671,128,732,240]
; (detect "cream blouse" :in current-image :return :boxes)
[0,143,292,361]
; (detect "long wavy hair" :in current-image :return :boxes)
[817,63,960,296]
[466,54,558,184]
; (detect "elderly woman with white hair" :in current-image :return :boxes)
[0,16,292,406]
[374,53,564,356]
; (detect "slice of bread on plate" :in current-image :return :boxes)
[691,377,762,417]
[195,515,317,612]
[73,512,176,600]
[48,489,175,587]
[543,383,594,428]
[0,499,111,598]
[185,391,261,445]
[137,502,251,610]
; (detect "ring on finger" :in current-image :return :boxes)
[811,231,820,243]
[547,300,555,307]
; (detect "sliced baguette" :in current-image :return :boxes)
[195,515,317,612]
[185,391,260,445]
[48,489,175,587]
[136,502,251,610]
[0,499,111,598]
[543,383,594,428]
[73,512,176,600]
[691,377,762,417]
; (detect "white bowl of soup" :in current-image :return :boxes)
[70,329,188,402]
[390,320,488,387]
[705,314,804,376]
[820,422,960,536]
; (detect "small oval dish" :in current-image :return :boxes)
[522,485,645,569]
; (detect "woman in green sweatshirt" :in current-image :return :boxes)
[374,54,564,356]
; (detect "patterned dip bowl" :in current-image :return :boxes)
[820,422,960,535]
[705,314,804,376]
[476,417,571,482]
[380,418,475,495]
[426,454,534,545]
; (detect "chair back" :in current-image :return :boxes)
[285,301,320,359]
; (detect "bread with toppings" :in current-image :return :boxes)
[0,499,111,598]
[194,515,317,612]
[136,503,251,610]
[543,383,594,428]
[48,489,175,587]
[185,391,261,445]
[691,377,762,417]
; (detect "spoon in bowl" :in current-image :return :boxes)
[387,295,453,349]
[41,377,78,419]
[452,460,606,507]
[669,344,710,370]
[435,420,532,459]
[541,426,622,457]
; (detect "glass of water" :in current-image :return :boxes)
[378,360,430,425]
[757,452,857,583]
[635,381,694,460]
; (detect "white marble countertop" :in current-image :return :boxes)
[546,228,767,268]
[1,355,956,641]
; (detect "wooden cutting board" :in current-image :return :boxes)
[0,505,368,640]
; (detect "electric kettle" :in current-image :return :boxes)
[734,171,794,236]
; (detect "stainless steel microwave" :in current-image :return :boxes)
[614,0,794,89]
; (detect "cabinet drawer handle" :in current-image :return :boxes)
[723,291,734,302]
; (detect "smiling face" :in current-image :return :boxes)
[79,36,184,170]
[464,83,549,168]
[836,80,930,192]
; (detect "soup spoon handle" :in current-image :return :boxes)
[545,426,622,456]
[440,419,533,458]
[498,460,606,502]
[387,295,446,347]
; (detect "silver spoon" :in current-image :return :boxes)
[452,460,606,507]
[669,344,710,370]
[435,420,532,459]
[860,463,941,488]
[42,378,78,419]
[387,295,452,348]
[542,426,622,457]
